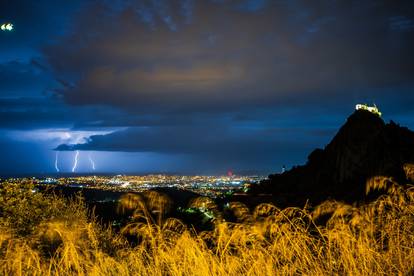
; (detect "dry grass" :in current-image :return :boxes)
[0,180,413,275]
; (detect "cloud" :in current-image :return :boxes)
[0,60,54,96]
[0,0,85,63]
[54,124,333,172]
[3,0,414,174]
[44,0,414,116]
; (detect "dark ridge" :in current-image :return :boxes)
[249,109,414,207]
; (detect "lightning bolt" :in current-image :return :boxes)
[54,151,60,172]
[88,153,96,171]
[72,150,80,173]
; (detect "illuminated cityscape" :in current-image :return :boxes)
[1,174,264,198]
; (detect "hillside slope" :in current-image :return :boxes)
[252,109,414,206]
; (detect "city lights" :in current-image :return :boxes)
[2,174,263,199]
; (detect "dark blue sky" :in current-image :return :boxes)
[1,0,414,175]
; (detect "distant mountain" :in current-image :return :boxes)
[250,109,414,206]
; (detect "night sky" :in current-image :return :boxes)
[1,0,414,175]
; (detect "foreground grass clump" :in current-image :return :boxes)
[0,180,413,275]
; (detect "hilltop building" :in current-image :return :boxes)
[355,104,382,117]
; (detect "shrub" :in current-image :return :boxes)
[0,181,413,275]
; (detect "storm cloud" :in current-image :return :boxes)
[46,0,414,114]
[55,125,330,173]
[1,0,414,174]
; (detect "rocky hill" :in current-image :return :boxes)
[250,109,414,206]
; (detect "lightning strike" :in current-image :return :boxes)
[88,153,96,171]
[72,150,80,173]
[54,151,60,172]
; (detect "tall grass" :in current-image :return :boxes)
[0,179,413,275]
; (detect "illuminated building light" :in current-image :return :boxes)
[1,23,13,31]
[355,104,382,117]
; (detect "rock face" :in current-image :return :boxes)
[252,110,414,206]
